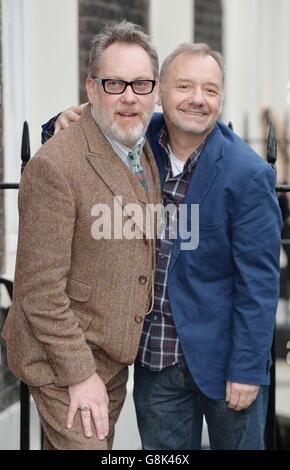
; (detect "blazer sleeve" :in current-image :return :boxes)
[227,164,282,384]
[15,154,97,387]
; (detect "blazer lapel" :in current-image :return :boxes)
[169,126,224,273]
[80,107,149,235]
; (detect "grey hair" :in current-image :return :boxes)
[88,20,159,79]
[160,43,225,85]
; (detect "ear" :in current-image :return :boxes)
[86,77,94,104]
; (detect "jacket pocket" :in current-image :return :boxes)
[199,215,228,231]
[72,307,93,332]
[66,277,94,323]
[66,277,92,302]
[199,216,229,240]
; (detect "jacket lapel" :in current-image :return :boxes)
[80,107,151,235]
[169,126,224,273]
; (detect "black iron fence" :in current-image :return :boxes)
[0,122,31,450]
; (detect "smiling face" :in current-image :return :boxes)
[86,42,158,148]
[160,52,223,142]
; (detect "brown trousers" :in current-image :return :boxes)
[29,367,128,450]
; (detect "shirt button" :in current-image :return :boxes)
[138,276,147,284]
[135,314,143,324]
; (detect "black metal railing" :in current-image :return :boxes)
[265,121,290,450]
[0,122,31,450]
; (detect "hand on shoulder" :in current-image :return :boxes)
[54,102,88,133]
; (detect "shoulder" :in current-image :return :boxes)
[27,121,89,177]
[216,121,272,176]
[40,121,87,160]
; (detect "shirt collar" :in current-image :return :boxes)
[158,124,212,172]
[90,106,145,164]
[104,134,145,164]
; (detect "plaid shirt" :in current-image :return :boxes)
[137,126,205,370]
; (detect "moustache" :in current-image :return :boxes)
[115,109,141,114]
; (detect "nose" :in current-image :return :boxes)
[188,87,206,106]
[120,84,138,103]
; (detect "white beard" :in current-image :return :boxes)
[91,102,153,148]
[106,120,147,146]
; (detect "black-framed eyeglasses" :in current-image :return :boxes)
[91,77,156,95]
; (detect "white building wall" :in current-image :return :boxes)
[2,0,78,278]
[25,0,79,156]
[222,0,262,142]
[149,0,194,72]
[223,0,290,178]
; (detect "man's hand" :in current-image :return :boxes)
[226,381,260,411]
[66,372,109,440]
[54,103,88,134]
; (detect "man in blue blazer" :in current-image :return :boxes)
[42,43,281,450]
[134,44,282,451]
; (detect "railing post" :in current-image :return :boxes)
[21,121,30,174]
[19,121,31,450]
[265,121,277,450]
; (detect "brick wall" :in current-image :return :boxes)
[194,0,223,52]
[79,0,150,102]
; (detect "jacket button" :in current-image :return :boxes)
[135,314,143,324]
[139,276,147,284]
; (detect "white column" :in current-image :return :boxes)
[149,0,194,68]
[222,0,261,143]
[223,0,290,179]
[2,0,27,279]
[2,0,78,277]
[25,0,79,156]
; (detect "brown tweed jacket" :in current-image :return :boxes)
[2,108,161,388]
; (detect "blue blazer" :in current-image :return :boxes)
[146,113,282,399]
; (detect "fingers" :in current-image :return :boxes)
[233,391,249,411]
[54,116,69,134]
[80,102,89,111]
[91,402,109,441]
[226,381,231,402]
[67,403,108,440]
[227,383,240,410]
[64,110,82,123]
[54,104,86,134]
[66,401,78,429]
[54,113,77,134]
[80,402,109,440]
[80,405,93,438]
[67,372,110,440]
[226,382,260,411]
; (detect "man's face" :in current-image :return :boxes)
[86,42,158,148]
[160,52,223,138]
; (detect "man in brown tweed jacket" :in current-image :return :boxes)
[2,21,160,450]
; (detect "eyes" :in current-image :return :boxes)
[177,84,220,96]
